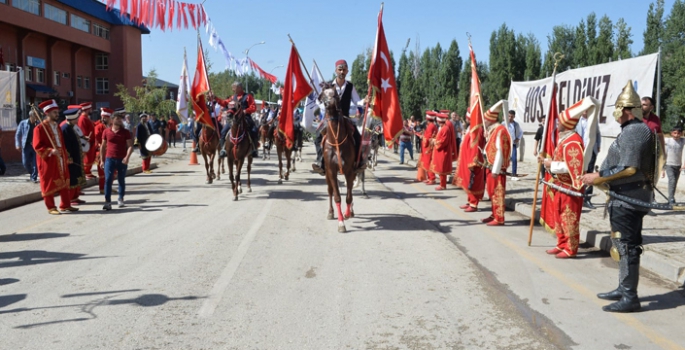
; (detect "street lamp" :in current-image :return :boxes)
[268,65,284,104]
[244,41,265,94]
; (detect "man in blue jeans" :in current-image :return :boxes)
[399,119,414,164]
[99,113,133,211]
[506,110,523,179]
[15,111,40,182]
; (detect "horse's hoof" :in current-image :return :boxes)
[248,188,252,193]
[327,212,334,220]
[233,196,238,201]
[285,175,289,181]
[344,213,350,220]
[350,211,355,218]
[338,223,347,233]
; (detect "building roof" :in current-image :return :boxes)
[143,76,179,89]
[55,0,151,34]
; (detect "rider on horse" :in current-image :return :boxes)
[312,59,366,176]
[191,100,221,151]
[216,82,260,158]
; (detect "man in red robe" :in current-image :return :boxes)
[94,108,112,194]
[481,101,512,226]
[33,100,78,214]
[457,111,486,212]
[78,102,96,178]
[541,97,598,258]
[430,112,457,190]
[416,111,437,183]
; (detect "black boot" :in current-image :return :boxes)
[597,287,623,301]
[311,132,325,175]
[603,248,641,313]
[251,131,259,158]
[219,137,227,158]
[583,199,596,209]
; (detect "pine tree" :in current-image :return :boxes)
[641,0,665,55]
[614,18,633,60]
[486,24,521,104]
[523,33,542,80]
[573,20,589,67]
[350,52,368,96]
[662,0,685,129]
[456,60,471,117]
[399,50,424,119]
[542,25,575,75]
[594,15,614,64]
[439,39,462,112]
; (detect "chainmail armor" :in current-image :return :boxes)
[600,119,655,212]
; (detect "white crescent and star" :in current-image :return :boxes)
[379,51,393,93]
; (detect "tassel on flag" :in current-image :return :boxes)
[279,44,313,149]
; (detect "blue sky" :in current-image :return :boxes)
[140,0,672,87]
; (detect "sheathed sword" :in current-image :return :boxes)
[540,179,584,197]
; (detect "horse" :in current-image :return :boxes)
[293,125,304,162]
[272,128,293,184]
[199,123,220,184]
[259,123,273,160]
[225,107,253,200]
[319,82,357,233]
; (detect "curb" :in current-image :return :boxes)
[504,198,685,285]
[0,163,158,213]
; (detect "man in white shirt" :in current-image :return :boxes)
[506,110,523,178]
[575,110,602,209]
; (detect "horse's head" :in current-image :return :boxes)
[318,82,341,116]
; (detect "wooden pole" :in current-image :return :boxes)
[527,52,563,246]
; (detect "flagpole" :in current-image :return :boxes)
[528,52,563,246]
[287,34,319,95]
[357,2,384,167]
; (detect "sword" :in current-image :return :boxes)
[603,189,685,211]
[540,179,584,197]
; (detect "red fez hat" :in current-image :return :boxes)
[39,99,59,114]
[68,105,82,110]
[101,107,114,117]
[80,102,92,111]
[425,110,436,121]
[335,60,348,68]
[436,113,449,122]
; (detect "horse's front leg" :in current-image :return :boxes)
[236,158,243,196]
[327,174,334,220]
[277,146,283,184]
[285,151,291,180]
[290,149,296,173]
[246,155,252,192]
[228,158,237,200]
[334,176,346,233]
[344,172,355,219]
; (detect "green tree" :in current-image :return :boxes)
[116,69,176,121]
[350,52,368,97]
[640,0,665,55]
[542,25,575,75]
[594,15,614,64]
[661,0,685,129]
[586,12,598,56]
[523,33,542,80]
[573,20,589,67]
[399,50,424,120]
[456,60,471,116]
[614,18,633,60]
[439,39,462,111]
[486,24,526,105]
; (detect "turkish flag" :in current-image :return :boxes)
[279,45,312,149]
[191,41,214,129]
[368,7,402,142]
[539,85,559,232]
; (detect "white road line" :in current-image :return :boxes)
[198,199,273,318]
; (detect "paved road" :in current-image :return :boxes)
[1,146,684,349]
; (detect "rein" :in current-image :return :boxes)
[325,114,349,175]
[230,114,247,160]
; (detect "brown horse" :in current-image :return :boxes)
[259,123,273,160]
[199,124,220,184]
[273,128,295,184]
[318,82,357,233]
[225,108,253,200]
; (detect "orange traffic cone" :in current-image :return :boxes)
[189,141,199,165]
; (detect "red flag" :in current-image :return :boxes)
[139,0,147,25]
[119,0,129,17]
[187,3,197,29]
[181,3,188,29]
[191,40,213,129]
[176,1,182,29]
[539,85,559,232]
[106,0,116,10]
[167,0,174,31]
[279,45,312,149]
[147,0,155,27]
[199,4,207,27]
[368,6,402,142]
[130,0,138,24]
[248,59,278,84]
[156,0,165,31]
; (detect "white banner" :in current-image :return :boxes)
[176,52,191,122]
[302,61,324,133]
[507,53,659,137]
[0,71,17,130]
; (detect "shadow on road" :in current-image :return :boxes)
[0,278,20,286]
[0,294,26,308]
[0,250,106,268]
[0,233,70,242]
[353,213,470,233]
[640,288,685,312]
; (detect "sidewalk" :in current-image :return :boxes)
[0,142,190,212]
[380,147,685,285]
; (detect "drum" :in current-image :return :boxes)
[146,134,168,156]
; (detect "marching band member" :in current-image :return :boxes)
[429,112,457,191]
[481,101,512,226]
[416,111,437,183]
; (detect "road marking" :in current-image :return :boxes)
[198,200,273,318]
[407,181,685,350]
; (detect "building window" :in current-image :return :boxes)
[95,78,109,94]
[95,54,109,70]
[70,14,90,32]
[36,68,45,83]
[53,71,61,86]
[93,24,110,40]
[84,77,90,89]
[25,68,33,82]
[77,76,82,88]
[44,4,66,24]
[13,0,40,15]
[0,0,7,4]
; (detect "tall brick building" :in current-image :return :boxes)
[0,0,149,161]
